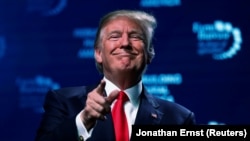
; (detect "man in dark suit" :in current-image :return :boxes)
[35,9,196,141]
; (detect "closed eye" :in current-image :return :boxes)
[130,35,143,40]
[130,33,144,41]
[108,32,121,41]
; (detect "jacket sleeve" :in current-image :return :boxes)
[35,89,79,141]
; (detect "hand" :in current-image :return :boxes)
[80,79,119,130]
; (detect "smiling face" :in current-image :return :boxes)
[95,16,149,82]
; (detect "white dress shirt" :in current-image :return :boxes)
[76,77,142,140]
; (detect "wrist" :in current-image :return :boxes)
[80,110,95,131]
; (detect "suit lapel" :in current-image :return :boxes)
[134,88,163,125]
[131,89,164,141]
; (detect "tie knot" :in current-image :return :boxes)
[118,91,129,102]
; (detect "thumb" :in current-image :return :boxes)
[106,90,119,105]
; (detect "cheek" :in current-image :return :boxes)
[103,41,118,51]
[136,43,146,53]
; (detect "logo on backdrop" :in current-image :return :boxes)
[142,73,182,102]
[0,36,6,59]
[26,0,67,16]
[73,28,97,59]
[192,20,242,60]
[140,0,181,7]
[16,75,60,113]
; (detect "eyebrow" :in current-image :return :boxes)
[108,29,143,36]
[108,30,121,35]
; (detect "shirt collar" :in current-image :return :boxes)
[104,77,142,106]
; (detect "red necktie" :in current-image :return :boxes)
[112,91,129,141]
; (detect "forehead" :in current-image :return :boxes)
[103,16,143,32]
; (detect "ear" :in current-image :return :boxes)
[147,56,152,64]
[146,49,152,64]
[94,48,102,63]
[146,45,154,64]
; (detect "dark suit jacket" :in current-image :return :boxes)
[35,85,195,141]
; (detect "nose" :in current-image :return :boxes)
[121,34,130,48]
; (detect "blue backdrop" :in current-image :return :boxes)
[0,0,249,140]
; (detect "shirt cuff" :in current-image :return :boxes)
[75,111,91,140]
